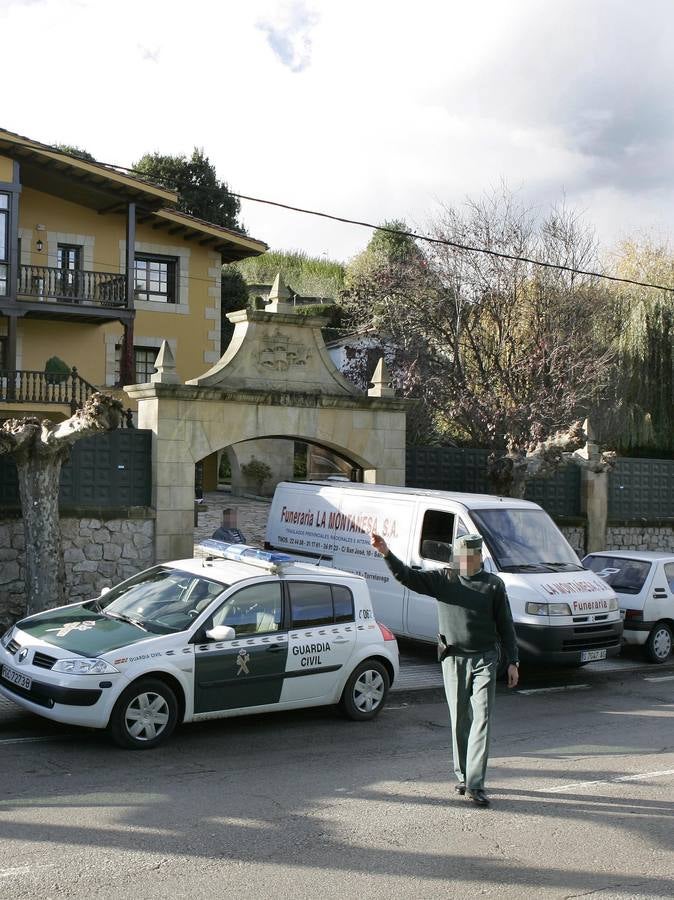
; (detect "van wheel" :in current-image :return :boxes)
[109,678,178,749]
[645,622,673,664]
[340,660,390,721]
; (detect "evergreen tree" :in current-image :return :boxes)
[133,148,244,232]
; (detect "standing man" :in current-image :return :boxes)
[370,532,519,807]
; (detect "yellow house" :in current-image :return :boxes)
[0,128,267,423]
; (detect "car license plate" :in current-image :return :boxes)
[580,648,607,662]
[1,665,32,691]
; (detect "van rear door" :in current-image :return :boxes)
[405,503,468,641]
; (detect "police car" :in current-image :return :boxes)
[0,542,399,749]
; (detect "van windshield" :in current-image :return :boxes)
[471,508,583,573]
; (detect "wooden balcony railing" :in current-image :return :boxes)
[0,367,97,411]
[17,265,128,307]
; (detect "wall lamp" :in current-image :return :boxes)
[36,239,44,252]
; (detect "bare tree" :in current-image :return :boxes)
[0,394,123,615]
[489,420,616,499]
[342,189,618,494]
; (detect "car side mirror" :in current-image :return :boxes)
[99,586,110,597]
[205,625,235,642]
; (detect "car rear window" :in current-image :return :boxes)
[289,582,355,628]
[583,556,652,594]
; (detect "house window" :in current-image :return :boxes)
[0,193,8,297]
[57,244,81,271]
[56,244,82,298]
[114,345,159,384]
[134,255,177,303]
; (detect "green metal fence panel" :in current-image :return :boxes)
[524,465,581,517]
[0,454,18,506]
[406,447,491,494]
[0,430,152,510]
[609,457,674,520]
[406,447,580,517]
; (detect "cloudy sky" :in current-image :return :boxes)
[3,0,674,261]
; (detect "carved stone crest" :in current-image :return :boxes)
[258,330,312,372]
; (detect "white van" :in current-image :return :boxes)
[265,481,623,667]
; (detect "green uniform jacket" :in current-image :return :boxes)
[384,552,519,665]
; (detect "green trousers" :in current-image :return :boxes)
[441,650,497,792]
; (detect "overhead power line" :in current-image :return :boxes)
[231,193,674,293]
[47,145,674,294]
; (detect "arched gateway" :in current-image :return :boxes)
[125,281,406,562]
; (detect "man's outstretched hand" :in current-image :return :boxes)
[370,533,389,556]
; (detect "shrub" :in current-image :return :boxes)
[241,456,272,494]
[44,356,71,385]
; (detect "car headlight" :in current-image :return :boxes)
[52,658,119,675]
[1,627,14,648]
[526,601,572,616]
[608,597,619,611]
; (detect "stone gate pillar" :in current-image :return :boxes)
[126,280,407,563]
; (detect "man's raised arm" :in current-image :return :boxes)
[370,533,448,597]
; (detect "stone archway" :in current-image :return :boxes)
[126,276,406,562]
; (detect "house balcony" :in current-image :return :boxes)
[0,367,97,414]
[9,265,132,323]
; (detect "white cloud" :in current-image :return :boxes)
[256,1,320,73]
[3,0,674,261]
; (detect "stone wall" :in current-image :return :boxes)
[606,525,674,553]
[559,522,674,557]
[559,525,585,556]
[0,510,155,628]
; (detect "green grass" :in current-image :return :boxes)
[237,249,345,299]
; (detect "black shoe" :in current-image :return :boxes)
[454,782,466,796]
[466,789,490,807]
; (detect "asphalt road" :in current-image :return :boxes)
[0,663,673,899]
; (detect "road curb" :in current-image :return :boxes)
[389,657,674,705]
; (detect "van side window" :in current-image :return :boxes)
[420,509,455,563]
[456,519,469,539]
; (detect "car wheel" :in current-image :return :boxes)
[645,622,673,664]
[340,660,390,721]
[109,678,178,749]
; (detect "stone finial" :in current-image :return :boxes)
[150,340,180,384]
[266,272,294,313]
[368,357,395,397]
[576,417,599,463]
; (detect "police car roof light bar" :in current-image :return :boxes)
[198,539,294,571]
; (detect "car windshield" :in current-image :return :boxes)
[86,567,228,634]
[471,508,583,573]
[582,556,651,594]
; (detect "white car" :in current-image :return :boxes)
[583,551,674,663]
[0,542,399,748]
